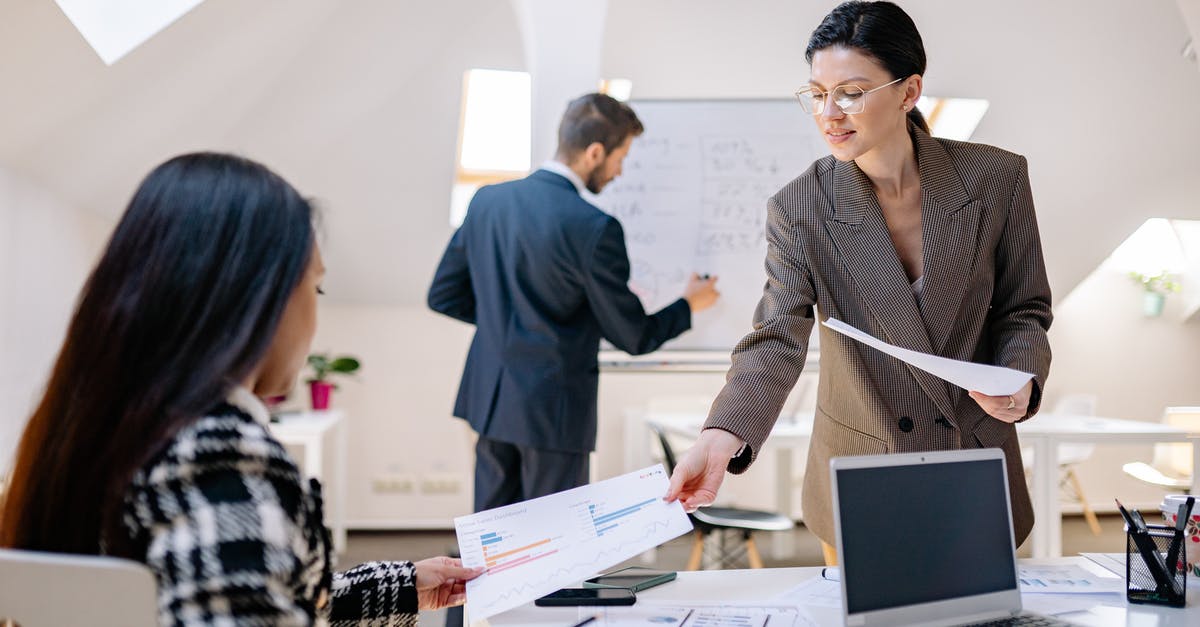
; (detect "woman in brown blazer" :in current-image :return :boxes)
[666,0,1052,563]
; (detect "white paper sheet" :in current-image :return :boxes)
[1020,592,1124,616]
[455,465,693,621]
[638,601,819,627]
[821,317,1034,396]
[771,575,843,608]
[1017,565,1124,594]
[1080,553,1126,579]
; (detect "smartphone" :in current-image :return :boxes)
[583,566,677,592]
[534,587,637,606]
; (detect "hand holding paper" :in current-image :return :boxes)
[820,317,1034,396]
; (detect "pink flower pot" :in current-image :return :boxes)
[309,381,334,410]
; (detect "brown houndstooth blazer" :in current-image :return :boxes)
[704,124,1052,546]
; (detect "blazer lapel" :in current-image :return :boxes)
[824,156,959,424]
[913,128,981,355]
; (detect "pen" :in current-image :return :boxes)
[568,614,601,627]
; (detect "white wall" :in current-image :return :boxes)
[0,168,112,474]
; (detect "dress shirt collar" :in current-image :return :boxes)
[539,160,587,196]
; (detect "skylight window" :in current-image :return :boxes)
[451,69,532,226]
[916,96,989,141]
[55,0,205,65]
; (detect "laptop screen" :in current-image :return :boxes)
[836,458,1018,614]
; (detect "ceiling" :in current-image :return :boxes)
[1,0,1198,304]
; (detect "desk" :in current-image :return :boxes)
[485,557,1200,627]
[269,410,348,554]
[638,412,1200,559]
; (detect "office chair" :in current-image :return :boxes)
[647,422,793,570]
[1122,407,1200,491]
[0,548,157,627]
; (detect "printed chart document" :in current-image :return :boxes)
[821,317,1033,396]
[1017,564,1124,594]
[455,464,692,620]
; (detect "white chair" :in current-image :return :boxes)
[1021,393,1102,535]
[1122,407,1200,491]
[0,548,157,626]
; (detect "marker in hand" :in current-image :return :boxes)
[683,272,720,312]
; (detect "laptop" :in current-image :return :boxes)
[830,448,1070,627]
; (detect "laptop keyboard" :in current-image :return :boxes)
[962,615,1072,627]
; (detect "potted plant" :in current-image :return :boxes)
[1129,271,1182,317]
[306,353,361,410]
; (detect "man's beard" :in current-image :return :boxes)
[585,162,607,194]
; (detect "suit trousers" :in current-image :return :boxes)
[473,436,590,512]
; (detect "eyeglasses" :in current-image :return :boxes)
[794,77,905,115]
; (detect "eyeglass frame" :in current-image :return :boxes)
[794,76,907,115]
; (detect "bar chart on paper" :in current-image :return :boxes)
[455,465,693,620]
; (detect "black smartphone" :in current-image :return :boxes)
[534,587,637,606]
[583,566,677,592]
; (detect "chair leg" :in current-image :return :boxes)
[1065,469,1102,536]
[821,541,839,566]
[686,530,705,570]
[745,534,764,569]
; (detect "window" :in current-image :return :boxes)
[915,97,989,141]
[55,0,205,65]
[451,69,531,226]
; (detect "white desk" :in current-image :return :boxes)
[485,557,1200,627]
[269,410,348,554]
[639,412,1200,559]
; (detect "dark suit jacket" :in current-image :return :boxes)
[429,169,692,453]
[704,125,1053,545]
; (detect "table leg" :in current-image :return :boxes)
[1030,437,1055,558]
[772,447,795,559]
[332,415,348,555]
[1192,437,1200,498]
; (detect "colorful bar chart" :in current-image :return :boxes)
[589,497,656,536]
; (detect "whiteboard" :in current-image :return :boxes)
[593,100,827,350]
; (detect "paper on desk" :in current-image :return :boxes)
[454,464,692,621]
[566,606,693,627]
[1019,592,1124,616]
[821,317,1034,396]
[636,601,819,627]
[1018,564,1124,594]
[1080,553,1125,579]
[771,575,842,608]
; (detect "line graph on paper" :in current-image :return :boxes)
[454,465,693,621]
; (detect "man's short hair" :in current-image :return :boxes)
[556,93,644,159]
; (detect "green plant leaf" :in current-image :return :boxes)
[329,357,361,374]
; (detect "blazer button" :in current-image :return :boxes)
[898,416,914,432]
[935,415,952,428]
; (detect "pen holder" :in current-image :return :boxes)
[1126,523,1187,607]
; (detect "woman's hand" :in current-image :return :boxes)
[968,380,1034,424]
[664,428,744,512]
[414,556,484,610]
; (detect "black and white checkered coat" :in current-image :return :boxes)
[120,401,419,626]
[705,124,1053,546]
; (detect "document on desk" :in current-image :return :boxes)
[821,317,1034,396]
[1017,564,1124,593]
[771,575,842,608]
[454,464,692,621]
[634,601,820,627]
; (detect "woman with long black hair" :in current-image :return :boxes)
[0,152,479,624]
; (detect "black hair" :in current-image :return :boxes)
[1,152,314,556]
[556,93,645,159]
[805,1,930,132]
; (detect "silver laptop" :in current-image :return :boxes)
[830,448,1069,627]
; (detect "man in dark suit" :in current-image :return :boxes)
[429,93,719,511]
